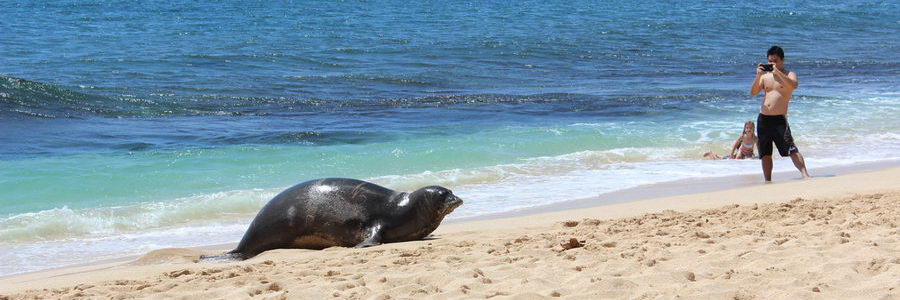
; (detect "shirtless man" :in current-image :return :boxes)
[750,46,811,182]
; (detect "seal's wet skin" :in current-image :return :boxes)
[201,178,463,261]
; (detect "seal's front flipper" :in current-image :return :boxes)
[354,223,384,248]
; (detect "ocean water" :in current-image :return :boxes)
[1,1,898,275]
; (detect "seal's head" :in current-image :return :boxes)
[414,186,463,216]
[383,185,463,242]
[409,185,463,221]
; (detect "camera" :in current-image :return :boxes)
[760,63,774,72]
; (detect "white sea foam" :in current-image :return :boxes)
[0,221,250,276]
[0,189,277,244]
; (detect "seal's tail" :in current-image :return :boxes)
[199,252,246,262]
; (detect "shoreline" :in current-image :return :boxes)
[433,165,900,234]
[1,166,898,296]
[2,158,898,281]
[457,158,900,221]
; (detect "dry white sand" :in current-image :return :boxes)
[2,167,899,300]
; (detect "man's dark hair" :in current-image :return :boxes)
[767,46,785,59]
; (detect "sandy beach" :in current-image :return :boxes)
[2,167,899,300]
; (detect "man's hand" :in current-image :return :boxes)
[771,64,783,76]
[767,63,798,89]
[756,64,765,76]
[770,64,788,80]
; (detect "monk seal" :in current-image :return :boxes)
[201,178,463,260]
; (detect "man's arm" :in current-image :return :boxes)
[772,69,798,89]
[750,65,764,95]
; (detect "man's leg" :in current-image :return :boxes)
[761,155,773,182]
[778,116,809,179]
[790,151,811,178]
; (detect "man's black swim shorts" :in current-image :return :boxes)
[756,114,799,158]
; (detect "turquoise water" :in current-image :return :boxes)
[1,1,898,275]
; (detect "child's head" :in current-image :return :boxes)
[743,120,755,135]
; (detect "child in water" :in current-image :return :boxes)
[703,121,757,160]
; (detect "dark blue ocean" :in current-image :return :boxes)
[1,1,898,275]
